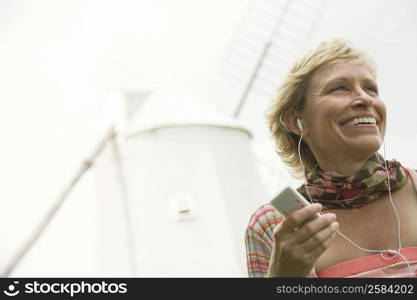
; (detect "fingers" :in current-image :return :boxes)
[269,203,340,277]
[291,213,337,244]
[280,203,323,234]
[269,204,339,277]
[305,228,338,263]
[299,219,339,251]
[288,221,339,268]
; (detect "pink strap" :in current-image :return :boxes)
[317,247,417,278]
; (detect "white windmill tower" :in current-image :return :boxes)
[94,85,270,276]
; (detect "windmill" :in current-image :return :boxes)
[1,0,327,277]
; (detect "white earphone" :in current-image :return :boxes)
[296,118,303,131]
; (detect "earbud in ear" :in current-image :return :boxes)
[296,119,303,131]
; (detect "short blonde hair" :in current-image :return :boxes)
[265,38,377,179]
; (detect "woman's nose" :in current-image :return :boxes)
[351,88,375,107]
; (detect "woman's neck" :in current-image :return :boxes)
[314,154,371,176]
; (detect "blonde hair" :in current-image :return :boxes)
[265,38,377,179]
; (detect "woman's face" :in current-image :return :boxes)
[300,61,386,161]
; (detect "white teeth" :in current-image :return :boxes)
[344,117,377,126]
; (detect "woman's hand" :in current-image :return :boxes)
[267,203,339,277]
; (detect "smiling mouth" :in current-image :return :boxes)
[341,117,379,127]
[342,123,378,128]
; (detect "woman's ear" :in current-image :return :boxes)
[287,117,303,136]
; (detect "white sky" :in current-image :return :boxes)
[0,0,416,276]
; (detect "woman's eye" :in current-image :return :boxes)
[330,85,347,92]
[366,86,379,94]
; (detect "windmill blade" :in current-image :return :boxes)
[221,0,327,118]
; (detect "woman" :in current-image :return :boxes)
[245,38,417,278]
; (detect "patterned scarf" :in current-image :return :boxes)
[296,153,408,209]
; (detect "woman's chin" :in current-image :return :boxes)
[345,137,382,156]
